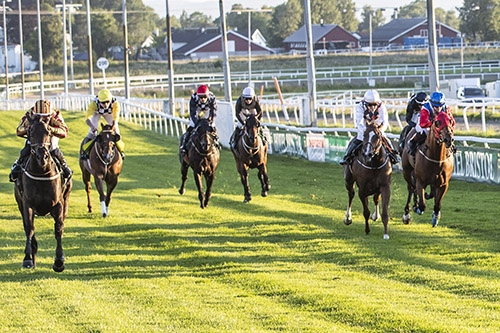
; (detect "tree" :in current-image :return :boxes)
[459,0,499,42]
[358,6,385,33]
[311,0,341,25]
[337,0,358,32]
[397,0,459,29]
[226,4,273,41]
[89,13,121,57]
[268,0,303,47]
[179,10,217,28]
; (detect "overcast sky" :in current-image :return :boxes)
[145,0,459,20]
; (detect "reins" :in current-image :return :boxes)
[242,133,260,156]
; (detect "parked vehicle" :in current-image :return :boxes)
[440,78,486,102]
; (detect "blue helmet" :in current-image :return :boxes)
[430,92,445,107]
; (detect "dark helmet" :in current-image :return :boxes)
[415,92,429,105]
[430,92,445,107]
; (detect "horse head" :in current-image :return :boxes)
[96,123,119,164]
[244,114,260,146]
[432,112,454,148]
[362,122,383,163]
[194,118,216,153]
[27,115,52,168]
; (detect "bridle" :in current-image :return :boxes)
[241,118,261,156]
[24,121,61,180]
[192,123,216,157]
[356,126,389,170]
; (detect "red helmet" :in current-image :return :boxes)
[197,85,209,97]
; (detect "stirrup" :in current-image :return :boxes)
[120,152,126,160]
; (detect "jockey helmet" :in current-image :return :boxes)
[197,85,209,97]
[415,92,429,105]
[242,86,255,99]
[33,100,53,115]
[363,89,381,104]
[98,89,112,102]
[430,91,445,107]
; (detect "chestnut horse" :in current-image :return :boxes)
[179,118,220,209]
[343,122,392,239]
[79,124,123,217]
[231,114,270,203]
[401,111,454,227]
[14,115,72,271]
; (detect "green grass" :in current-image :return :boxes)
[0,111,499,332]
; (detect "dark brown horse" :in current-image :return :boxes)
[14,115,72,271]
[401,112,454,227]
[343,122,392,239]
[231,114,270,203]
[179,118,220,209]
[79,123,123,217]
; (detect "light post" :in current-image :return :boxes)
[17,0,24,100]
[460,32,464,79]
[2,0,11,101]
[122,0,130,99]
[231,8,272,86]
[219,0,231,102]
[85,0,93,95]
[67,2,82,86]
[165,0,175,115]
[36,0,44,99]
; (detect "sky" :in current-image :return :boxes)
[145,0,459,20]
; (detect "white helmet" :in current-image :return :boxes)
[242,86,255,99]
[363,89,381,103]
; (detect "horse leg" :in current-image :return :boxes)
[359,192,371,235]
[371,193,381,221]
[415,181,426,215]
[431,183,449,227]
[258,163,270,197]
[238,162,251,203]
[179,161,188,195]
[380,186,391,240]
[22,207,35,268]
[94,176,107,217]
[82,169,93,213]
[343,169,355,225]
[104,176,118,217]
[193,171,205,209]
[204,173,214,208]
[51,204,65,272]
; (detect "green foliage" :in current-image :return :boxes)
[179,10,217,28]
[358,6,386,33]
[0,110,500,331]
[459,0,499,41]
[268,0,303,47]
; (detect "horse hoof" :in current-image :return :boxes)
[102,213,107,218]
[344,218,352,225]
[53,261,65,272]
[179,188,185,195]
[370,213,380,221]
[416,208,424,215]
[22,259,34,269]
[431,212,440,227]
[383,234,390,240]
[261,191,267,197]
[402,214,411,224]
[266,184,271,191]
[243,198,251,203]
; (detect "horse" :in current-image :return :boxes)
[401,111,454,227]
[79,123,123,217]
[343,122,392,239]
[231,114,270,203]
[14,115,72,272]
[178,118,220,209]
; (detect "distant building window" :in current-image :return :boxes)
[228,40,235,52]
[420,29,428,37]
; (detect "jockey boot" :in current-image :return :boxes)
[51,148,73,179]
[408,132,425,157]
[258,127,267,145]
[230,130,238,150]
[180,127,194,153]
[81,137,93,159]
[9,144,30,182]
[385,139,401,164]
[116,139,125,160]
[340,139,361,165]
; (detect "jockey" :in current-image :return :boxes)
[399,92,428,150]
[407,91,456,156]
[180,84,218,153]
[230,86,264,150]
[9,100,72,182]
[81,89,125,159]
[340,89,400,165]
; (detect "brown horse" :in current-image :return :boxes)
[343,122,392,239]
[401,111,454,227]
[14,115,72,271]
[179,118,220,209]
[231,114,270,203]
[79,123,123,217]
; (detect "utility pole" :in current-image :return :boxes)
[219,0,231,102]
[18,0,24,100]
[122,0,130,99]
[304,0,317,126]
[62,0,68,96]
[427,0,439,92]
[166,0,175,115]
[37,0,44,99]
[86,0,93,95]
[2,0,9,101]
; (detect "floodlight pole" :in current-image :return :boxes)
[18,0,24,100]
[166,0,175,115]
[36,0,44,99]
[219,0,231,102]
[122,0,130,99]
[304,0,317,126]
[86,0,94,95]
[427,0,439,92]
[2,0,9,101]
